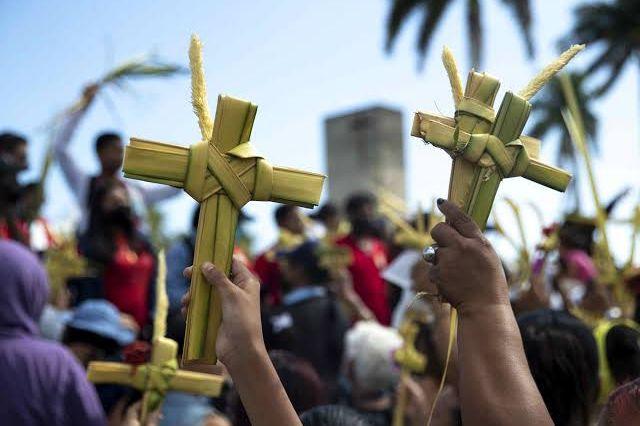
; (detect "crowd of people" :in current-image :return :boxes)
[2,85,640,426]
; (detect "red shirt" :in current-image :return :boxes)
[254,250,283,306]
[103,234,154,328]
[336,235,391,325]
[0,219,29,244]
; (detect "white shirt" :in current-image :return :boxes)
[382,249,422,327]
[52,107,180,231]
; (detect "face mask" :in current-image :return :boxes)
[106,205,134,230]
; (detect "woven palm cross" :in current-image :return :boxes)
[411,45,584,229]
[122,36,325,364]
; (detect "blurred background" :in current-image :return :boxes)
[2,0,638,262]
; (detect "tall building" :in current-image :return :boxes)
[324,105,405,206]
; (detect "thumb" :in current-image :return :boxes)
[201,262,235,295]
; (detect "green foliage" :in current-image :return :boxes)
[562,0,640,96]
[385,0,535,69]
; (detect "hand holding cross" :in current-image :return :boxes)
[123,36,325,364]
[412,45,583,228]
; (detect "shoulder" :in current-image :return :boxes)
[1,336,84,378]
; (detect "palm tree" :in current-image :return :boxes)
[562,0,640,96]
[385,0,535,69]
[527,73,598,207]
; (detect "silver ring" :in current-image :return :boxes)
[422,244,439,264]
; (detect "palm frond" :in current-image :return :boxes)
[416,0,454,69]
[561,0,640,96]
[100,57,187,84]
[466,0,483,67]
[386,0,423,52]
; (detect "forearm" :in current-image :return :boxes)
[53,107,90,198]
[456,304,552,426]
[226,344,301,426]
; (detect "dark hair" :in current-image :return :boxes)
[95,132,122,153]
[0,132,27,153]
[598,377,640,426]
[518,309,599,426]
[606,325,640,386]
[62,326,121,356]
[275,205,298,227]
[344,191,376,218]
[559,220,596,255]
[300,405,369,426]
[284,241,330,284]
[310,203,339,222]
[414,321,444,379]
[230,350,327,426]
[81,179,145,265]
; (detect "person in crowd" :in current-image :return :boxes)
[61,299,137,368]
[254,205,308,306]
[266,241,349,396]
[79,180,156,331]
[52,84,179,232]
[518,309,599,425]
[167,205,201,313]
[309,203,349,242]
[0,131,28,173]
[383,248,423,327]
[341,321,402,425]
[230,350,327,425]
[0,132,29,244]
[16,182,58,253]
[300,405,370,426]
[40,283,73,341]
[594,319,640,402]
[336,192,391,325]
[0,240,106,425]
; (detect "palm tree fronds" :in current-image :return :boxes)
[466,0,482,67]
[416,0,454,69]
[561,0,640,96]
[385,0,423,52]
[501,0,535,58]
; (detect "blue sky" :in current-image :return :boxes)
[1,0,638,261]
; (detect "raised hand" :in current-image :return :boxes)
[428,199,509,311]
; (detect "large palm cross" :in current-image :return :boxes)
[411,46,583,229]
[123,37,325,365]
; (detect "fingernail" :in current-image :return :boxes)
[437,198,444,205]
[201,262,214,273]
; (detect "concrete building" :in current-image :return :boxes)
[324,105,405,207]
